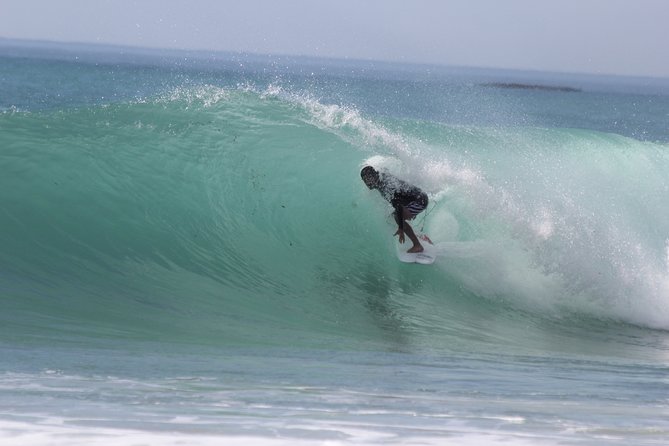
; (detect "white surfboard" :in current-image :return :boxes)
[396,234,437,265]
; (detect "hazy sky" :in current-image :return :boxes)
[2,0,668,78]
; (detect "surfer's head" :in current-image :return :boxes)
[360,166,380,189]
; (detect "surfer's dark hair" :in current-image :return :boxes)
[360,165,378,181]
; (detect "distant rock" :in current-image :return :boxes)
[482,82,581,92]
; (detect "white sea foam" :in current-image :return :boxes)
[0,417,567,446]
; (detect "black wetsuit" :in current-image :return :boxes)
[376,173,428,229]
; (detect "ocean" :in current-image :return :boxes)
[1,40,669,445]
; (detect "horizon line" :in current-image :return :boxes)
[1,36,669,83]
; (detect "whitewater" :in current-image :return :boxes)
[1,41,669,445]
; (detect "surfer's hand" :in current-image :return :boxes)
[394,229,405,243]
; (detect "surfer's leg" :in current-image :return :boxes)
[401,207,423,253]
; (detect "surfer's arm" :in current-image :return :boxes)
[393,205,404,231]
[393,205,406,243]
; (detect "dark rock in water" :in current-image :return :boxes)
[483,82,581,92]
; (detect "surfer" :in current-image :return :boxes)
[360,166,428,253]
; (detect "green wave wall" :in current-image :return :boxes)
[2,87,668,354]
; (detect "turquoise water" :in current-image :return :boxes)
[1,42,669,445]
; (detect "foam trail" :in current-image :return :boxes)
[433,241,491,259]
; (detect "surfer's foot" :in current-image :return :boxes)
[407,245,424,253]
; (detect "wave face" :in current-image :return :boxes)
[2,53,669,358]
